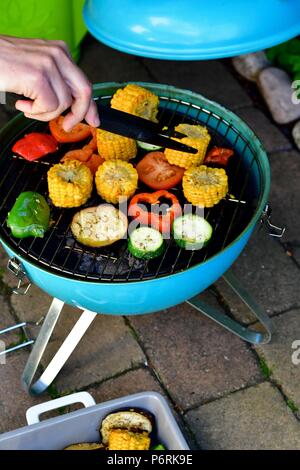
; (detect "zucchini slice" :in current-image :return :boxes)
[128,227,165,259]
[173,214,213,250]
[137,140,163,151]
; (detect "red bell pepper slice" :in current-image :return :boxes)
[204,147,234,166]
[128,190,182,234]
[12,132,58,161]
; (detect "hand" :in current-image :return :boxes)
[0,35,99,131]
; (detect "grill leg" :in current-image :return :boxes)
[21,298,97,395]
[186,270,272,344]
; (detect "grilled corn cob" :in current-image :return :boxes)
[95,160,138,204]
[111,84,159,122]
[96,128,137,161]
[165,123,211,169]
[183,165,228,208]
[108,429,150,450]
[47,160,93,208]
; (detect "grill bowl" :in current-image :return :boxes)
[0,82,270,314]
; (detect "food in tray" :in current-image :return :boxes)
[110,84,159,122]
[96,128,137,161]
[128,190,182,234]
[71,204,128,248]
[64,443,105,450]
[49,115,92,143]
[47,160,93,208]
[204,146,234,166]
[12,132,58,161]
[95,160,138,204]
[165,123,211,169]
[7,191,50,239]
[183,165,228,208]
[61,129,104,175]
[136,151,185,190]
[128,227,165,259]
[173,214,213,250]
[101,409,152,450]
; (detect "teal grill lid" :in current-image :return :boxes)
[83,0,300,60]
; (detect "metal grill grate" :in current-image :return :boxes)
[0,94,260,283]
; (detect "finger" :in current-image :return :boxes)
[15,75,59,115]
[84,99,100,127]
[61,84,92,131]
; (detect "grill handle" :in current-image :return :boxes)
[187,270,272,344]
[260,204,285,238]
[7,257,31,295]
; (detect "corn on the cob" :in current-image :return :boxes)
[165,123,211,169]
[108,429,150,450]
[95,160,138,204]
[183,165,228,208]
[111,84,159,122]
[96,128,137,161]
[47,160,93,208]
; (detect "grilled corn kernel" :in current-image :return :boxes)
[183,165,228,208]
[47,160,93,208]
[108,429,150,450]
[111,84,159,122]
[96,129,137,161]
[165,123,211,169]
[95,160,138,204]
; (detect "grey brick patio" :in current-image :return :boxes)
[1,35,300,449]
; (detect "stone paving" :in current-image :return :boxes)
[0,35,300,449]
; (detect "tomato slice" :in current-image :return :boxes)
[12,132,58,161]
[136,152,185,190]
[49,116,92,143]
[204,147,234,166]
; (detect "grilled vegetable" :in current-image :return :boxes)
[165,123,211,169]
[49,116,92,143]
[101,410,153,445]
[173,214,213,250]
[152,444,166,450]
[64,443,105,450]
[71,204,128,248]
[128,227,165,259]
[95,160,138,204]
[12,133,58,161]
[111,84,159,122]
[137,141,162,151]
[47,160,93,208]
[7,191,50,239]
[183,165,228,208]
[108,429,150,450]
[96,128,137,161]
[204,146,234,166]
[136,151,185,190]
[128,190,182,234]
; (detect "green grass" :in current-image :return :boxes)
[286,399,299,413]
[258,357,272,379]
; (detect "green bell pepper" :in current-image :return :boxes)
[7,191,50,238]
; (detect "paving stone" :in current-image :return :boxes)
[129,299,262,410]
[258,67,300,124]
[232,52,270,82]
[255,309,300,413]
[236,107,291,153]
[216,228,300,324]
[0,295,19,346]
[0,350,46,434]
[39,307,146,393]
[140,58,252,111]
[185,382,300,449]
[292,120,300,150]
[79,36,151,84]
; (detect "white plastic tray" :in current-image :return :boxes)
[0,391,189,450]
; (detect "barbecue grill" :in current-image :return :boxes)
[0,82,283,394]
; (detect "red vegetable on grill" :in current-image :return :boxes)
[128,190,182,234]
[12,132,58,161]
[136,151,185,190]
[204,146,234,166]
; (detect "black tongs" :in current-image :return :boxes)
[96,102,197,154]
